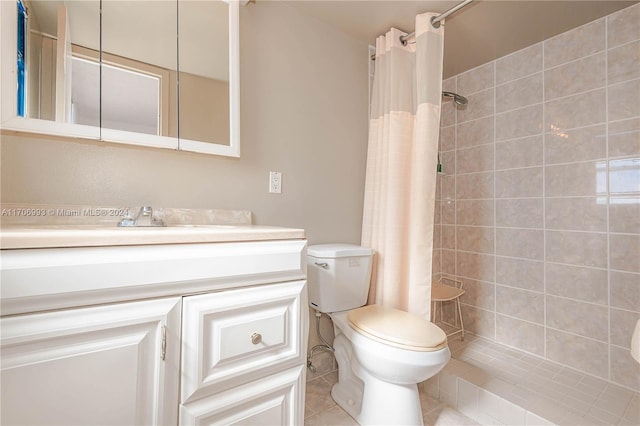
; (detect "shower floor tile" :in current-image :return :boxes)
[442,333,640,425]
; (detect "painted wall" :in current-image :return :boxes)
[1,2,370,247]
[434,3,639,391]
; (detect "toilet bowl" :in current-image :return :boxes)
[307,244,451,426]
[329,305,450,425]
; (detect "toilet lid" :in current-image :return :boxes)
[347,305,447,352]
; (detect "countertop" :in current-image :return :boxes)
[0,224,306,249]
[0,204,305,249]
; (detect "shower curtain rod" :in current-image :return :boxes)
[399,0,474,45]
[370,0,473,60]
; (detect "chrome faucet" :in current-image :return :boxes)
[118,206,166,227]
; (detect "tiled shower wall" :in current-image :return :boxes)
[433,3,640,391]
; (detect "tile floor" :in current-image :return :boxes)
[303,331,640,425]
[438,333,640,426]
[304,370,479,425]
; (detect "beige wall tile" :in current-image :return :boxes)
[442,225,456,250]
[610,270,640,312]
[440,125,456,152]
[433,224,442,248]
[496,198,543,229]
[456,199,494,226]
[456,144,494,174]
[441,150,456,175]
[459,278,495,311]
[496,73,542,113]
[545,197,607,232]
[608,118,640,158]
[442,249,456,276]
[496,285,544,324]
[443,77,456,93]
[496,256,544,292]
[496,104,543,141]
[607,3,640,49]
[496,314,545,356]
[458,89,495,123]
[456,172,494,200]
[544,53,606,101]
[496,42,543,85]
[496,167,543,198]
[435,3,639,390]
[456,226,494,254]
[544,124,606,165]
[432,248,442,274]
[457,251,495,282]
[461,305,495,339]
[496,228,544,261]
[442,200,456,225]
[495,135,543,170]
[441,174,455,201]
[609,196,640,234]
[458,62,495,95]
[544,19,605,68]
[545,161,606,197]
[546,328,609,379]
[457,116,494,149]
[546,295,609,341]
[610,308,640,348]
[610,233,640,273]
[545,230,608,268]
[546,262,608,305]
[608,41,640,85]
[608,79,640,121]
[544,89,606,132]
[610,345,640,392]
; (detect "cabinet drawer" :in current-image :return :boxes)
[179,365,305,425]
[181,280,307,403]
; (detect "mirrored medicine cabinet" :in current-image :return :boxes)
[0,0,240,157]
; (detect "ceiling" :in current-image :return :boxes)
[286,0,638,78]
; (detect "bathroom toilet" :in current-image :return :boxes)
[307,244,451,426]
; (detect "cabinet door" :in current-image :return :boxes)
[180,365,305,425]
[181,280,308,403]
[1,297,181,426]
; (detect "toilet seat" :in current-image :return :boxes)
[348,304,447,352]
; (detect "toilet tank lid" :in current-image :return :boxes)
[308,244,374,258]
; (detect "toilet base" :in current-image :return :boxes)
[359,374,423,426]
[330,334,364,420]
[330,379,363,421]
[332,375,424,426]
[331,334,425,426]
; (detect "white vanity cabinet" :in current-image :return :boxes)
[0,234,308,426]
[0,297,182,426]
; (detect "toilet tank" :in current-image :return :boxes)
[307,244,374,313]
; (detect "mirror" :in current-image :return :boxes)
[179,1,230,150]
[0,0,240,157]
[100,0,178,148]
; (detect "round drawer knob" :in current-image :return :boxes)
[251,333,262,345]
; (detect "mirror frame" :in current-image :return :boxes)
[0,0,240,157]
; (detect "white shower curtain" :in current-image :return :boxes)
[362,13,444,320]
